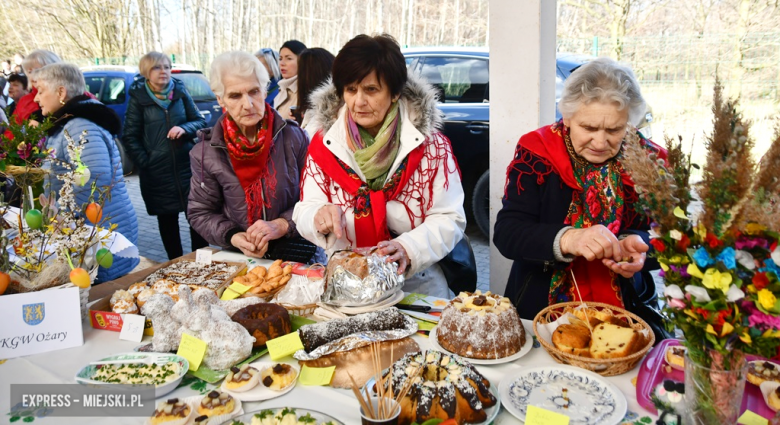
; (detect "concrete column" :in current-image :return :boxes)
[489,0,557,295]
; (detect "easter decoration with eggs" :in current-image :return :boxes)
[0,128,137,318]
[621,81,780,424]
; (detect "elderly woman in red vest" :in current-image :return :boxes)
[494,57,666,319]
[293,34,466,298]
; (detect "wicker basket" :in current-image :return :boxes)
[1,165,48,182]
[277,302,317,316]
[533,301,656,376]
[241,283,288,300]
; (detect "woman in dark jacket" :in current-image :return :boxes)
[188,51,310,259]
[494,57,663,319]
[123,51,208,260]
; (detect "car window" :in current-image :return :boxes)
[420,57,488,103]
[102,77,126,105]
[85,76,104,98]
[174,73,217,102]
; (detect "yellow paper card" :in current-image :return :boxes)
[220,282,251,300]
[525,405,570,425]
[176,333,207,371]
[738,410,768,425]
[266,332,304,360]
[299,365,336,386]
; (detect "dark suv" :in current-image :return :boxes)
[81,65,221,174]
[402,48,653,237]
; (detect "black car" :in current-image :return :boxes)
[402,48,653,237]
[82,65,221,175]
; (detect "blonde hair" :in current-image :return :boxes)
[558,57,646,126]
[209,51,270,98]
[138,51,171,79]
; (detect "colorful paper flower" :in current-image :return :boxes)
[702,268,732,294]
[754,272,770,290]
[693,247,715,268]
[687,263,705,279]
[726,284,745,302]
[758,289,777,311]
[664,284,684,299]
[650,238,666,253]
[716,247,736,270]
[685,285,712,303]
[736,250,757,270]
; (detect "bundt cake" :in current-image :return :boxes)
[376,350,497,424]
[231,303,291,347]
[436,291,525,359]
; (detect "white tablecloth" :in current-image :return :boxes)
[0,319,658,424]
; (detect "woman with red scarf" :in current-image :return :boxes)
[293,34,466,298]
[188,51,310,259]
[495,58,665,319]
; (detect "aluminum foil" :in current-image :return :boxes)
[293,314,418,361]
[322,249,405,306]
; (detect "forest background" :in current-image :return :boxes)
[2,0,779,163]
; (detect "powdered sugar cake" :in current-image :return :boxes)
[143,260,240,289]
[437,290,526,359]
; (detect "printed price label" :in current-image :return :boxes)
[266,332,304,360]
[525,405,570,425]
[220,282,251,301]
[738,410,768,425]
[299,365,336,386]
[118,314,146,342]
[176,333,208,371]
[195,249,213,265]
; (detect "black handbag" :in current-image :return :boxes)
[620,271,673,344]
[438,235,478,294]
[263,236,318,263]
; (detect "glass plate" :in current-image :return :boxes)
[219,407,344,425]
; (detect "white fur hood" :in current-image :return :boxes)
[306,71,444,137]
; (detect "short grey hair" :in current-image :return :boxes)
[138,51,171,79]
[254,48,281,81]
[34,63,85,100]
[558,57,646,126]
[22,49,61,74]
[210,51,270,98]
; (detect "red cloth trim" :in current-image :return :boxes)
[308,131,425,247]
[13,89,40,124]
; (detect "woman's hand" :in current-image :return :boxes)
[230,232,268,258]
[560,224,624,262]
[377,240,410,275]
[167,126,186,139]
[314,204,346,239]
[246,218,288,246]
[602,235,648,278]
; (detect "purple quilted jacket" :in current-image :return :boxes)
[188,109,309,248]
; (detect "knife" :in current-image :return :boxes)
[396,303,431,313]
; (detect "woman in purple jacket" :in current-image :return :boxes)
[188,51,310,259]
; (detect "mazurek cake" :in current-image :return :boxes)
[376,350,497,424]
[436,291,525,359]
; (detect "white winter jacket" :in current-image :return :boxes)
[292,74,466,296]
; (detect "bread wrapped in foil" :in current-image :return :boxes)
[323,247,404,306]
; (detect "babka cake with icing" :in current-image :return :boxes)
[436,290,525,359]
[376,349,497,424]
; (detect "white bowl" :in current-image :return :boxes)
[74,353,189,398]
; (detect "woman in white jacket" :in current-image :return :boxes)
[292,34,466,297]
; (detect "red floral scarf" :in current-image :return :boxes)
[223,103,276,226]
[507,120,666,307]
[307,131,424,247]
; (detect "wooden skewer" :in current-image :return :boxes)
[348,372,373,419]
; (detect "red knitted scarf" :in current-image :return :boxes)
[223,103,276,226]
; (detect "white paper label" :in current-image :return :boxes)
[119,314,146,342]
[0,287,84,359]
[195,249,212,265]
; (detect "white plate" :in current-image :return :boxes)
[220,361,299,402]
[326,290,405,315]
[74,353,188,398]
[363,376,501,425]
[499,365,627,425]
[429,323,533,365]
[220,407,343,425]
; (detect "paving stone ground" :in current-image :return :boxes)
[125,174,491,291]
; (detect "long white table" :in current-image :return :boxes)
[0,249,659,424]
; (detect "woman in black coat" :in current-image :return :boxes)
[123,51,208,259]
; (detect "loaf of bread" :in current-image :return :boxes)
[589,322,641,359]
[298,308,408,353]
[326,250,370,283]
[552,324,592,357]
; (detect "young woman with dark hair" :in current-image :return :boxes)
[295,47,335,130]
